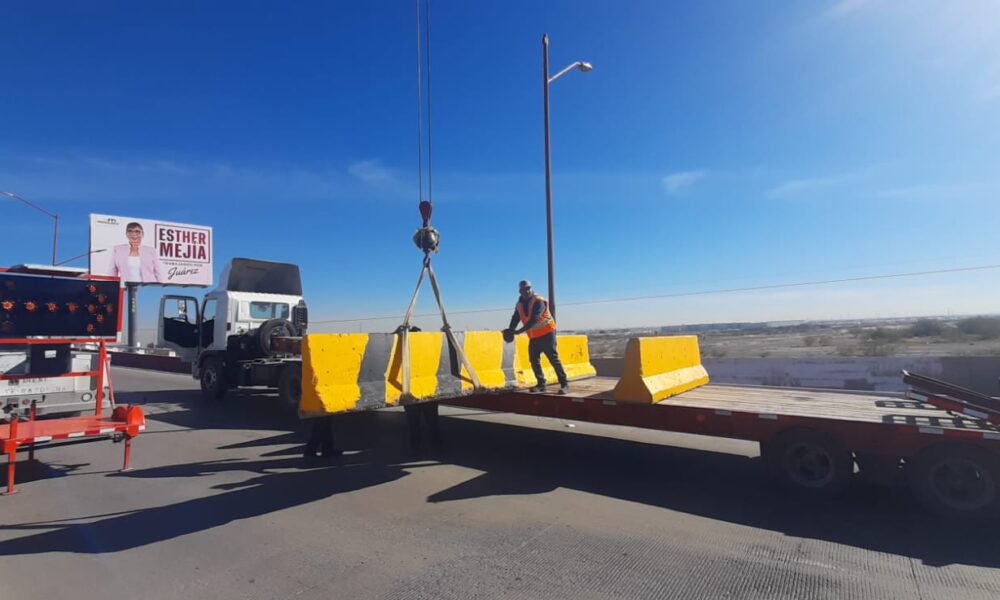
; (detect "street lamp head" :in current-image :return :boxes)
[577,62,593,72]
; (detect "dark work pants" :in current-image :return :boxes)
[405,402,442,450]
[305,416,338,457]
[528,332,568,387]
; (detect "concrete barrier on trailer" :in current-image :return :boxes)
[458,330,517,392]
[513,334,597,387]
[385,331,464,405]
[299,333,396,417]
[612,335,709,403]
[300,330,520,417]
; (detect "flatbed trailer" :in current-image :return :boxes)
[449,376,1000,521]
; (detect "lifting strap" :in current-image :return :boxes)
[398,254,482,400]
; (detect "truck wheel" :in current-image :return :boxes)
[908,444,1000,521]
[278,366,302,408]
[763,429,852,497]
[257,319,297,357]
[200,357,228,400]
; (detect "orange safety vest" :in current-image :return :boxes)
[517,295,557,339]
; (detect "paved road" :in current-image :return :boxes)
[1,367,998,599]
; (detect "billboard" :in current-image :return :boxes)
[89,214,213,286]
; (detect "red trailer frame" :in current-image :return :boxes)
[449,377,1000,519]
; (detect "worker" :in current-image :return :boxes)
[404,402,444,454]
[304,415,341,459]
[394,324,446,454]
[505,279,569,394]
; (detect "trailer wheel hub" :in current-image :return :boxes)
[785,443,835,488]
[927,457,995,512]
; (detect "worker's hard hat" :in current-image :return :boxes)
[518,280,532,291]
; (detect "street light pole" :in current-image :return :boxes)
[543,34,555,319]
[1,191,59,265]
[541,35,592,321]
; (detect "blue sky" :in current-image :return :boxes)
[2,1,999,339]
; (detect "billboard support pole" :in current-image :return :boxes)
[127,283,139,349]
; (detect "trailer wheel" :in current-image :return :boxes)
[200,356,228,400]
[908,444,1000,521]
[763,429,852,497]
[278,366,302,408]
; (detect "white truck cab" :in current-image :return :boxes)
[158,258,307,404]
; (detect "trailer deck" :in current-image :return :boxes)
[454,377,1000,442]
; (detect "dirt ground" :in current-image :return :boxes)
[582,317,1000,360]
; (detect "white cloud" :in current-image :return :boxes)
[661,169,707,195]
[766,173,855,198]
[348,159,396,187]
[0,152,373,203]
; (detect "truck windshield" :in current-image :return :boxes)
[249,302,289,320]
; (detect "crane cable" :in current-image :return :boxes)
[399,0,481,399]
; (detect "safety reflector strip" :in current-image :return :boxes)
[602,400,616,406]
[714,409,731,416]
[963,408,989,420]
[984,432,1000,441]
[906,391,928,402]
[68,431,85,438]
[33,436,52,443]
[919,427,944,435]
[571,398,584,403]
[758,414,778,420]
[138,425,146,431]
[99,428,114,434]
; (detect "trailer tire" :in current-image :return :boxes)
[257,319,297,357]
[200,356,228,400]
[763,429,852,497]
[278,366,302,409]
[908,443,1000,521]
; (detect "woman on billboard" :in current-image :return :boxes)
[108,222,164,283]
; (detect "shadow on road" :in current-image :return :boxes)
[420,415,1000,569]
[0,456,407,555]
[1,396,996,569]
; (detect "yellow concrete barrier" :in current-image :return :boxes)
[514,334,596,387]
[459,330,516,392]
[301,330,521,417]
[385,331,448,405]
[612,335,709,403]
[299,333,374,417]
